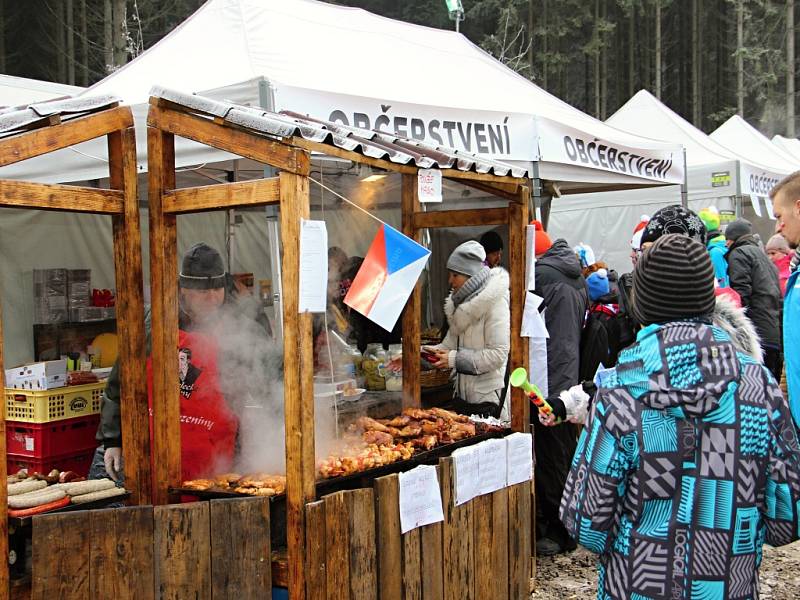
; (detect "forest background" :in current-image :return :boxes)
[2,0,797,136]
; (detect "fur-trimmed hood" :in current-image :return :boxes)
[711,293,763,362]
[444,268,509,336]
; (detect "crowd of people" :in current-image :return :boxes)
[525,172,800,599]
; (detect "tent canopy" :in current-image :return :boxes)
[0,0,682,190]
[0,75,82,108]
[772,134,800,164]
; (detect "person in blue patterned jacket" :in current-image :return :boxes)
[560,233,800,600]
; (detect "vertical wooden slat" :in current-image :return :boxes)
[325,492,350,600]
[147,126,179,506]
[374,475,402,600]
[305,501,327,600]
[402,529,422,600]
[32,513,90,598]
[509,188,530,433]
[210,497,271,598]
[439,457,473,600]
[89,506,155,600]
[0,295,8,600]
[401,173,422,409]
[508,481,533,600]
[349,489,377,600]
[472,493,493,599]
[109,126,151,505]
[420,465,443,600]
[153,503,211,600]
[491,488,509,600]
[280,170,316,600]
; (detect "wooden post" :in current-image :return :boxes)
[280,170,316,600]
[0,297,8,600]
[148,126,179,505]
[401,174,422,409]
[508,187,530,433]
[108,127,151,505]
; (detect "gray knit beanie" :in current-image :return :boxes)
[632,234,716,326]
[724,218,753,242]
[447,241,486,277]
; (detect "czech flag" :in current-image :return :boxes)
[345,224,430,331]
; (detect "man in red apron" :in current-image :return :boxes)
[93,243,239,483]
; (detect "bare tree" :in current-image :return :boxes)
[66,0,75,85]
[655,0,662,98]
[788,0,796,135]
[692,0,702,125]
[737,0,745,115]
[80,0,88,86]
[112,0,127,68]
[104,0,113,72]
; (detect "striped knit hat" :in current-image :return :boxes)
[632,234,716,325]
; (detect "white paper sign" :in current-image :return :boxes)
[418,169,443,203]
[398,465,445,533]
[25,436,34,452]
[521,292,549,339]
[505,432,533,486]
[478,439,508,496]
[452,445,480,506]
[299,219,328,313]
[525,225,536,290]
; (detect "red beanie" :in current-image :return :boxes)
[531,220,553,255]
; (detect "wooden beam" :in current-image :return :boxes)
[509,187,530,433]
[0,179,123,214]
[401,173,422,409]
[412,207,508,231]
[0,106,132,168]
[147,104,310,176]
[290,137,417,175]
[280,171,316,600]
[440,168,527,186]
[163,177,280,214]
[109,128,151,506]
[0,296,8,600]
[147,126,180,506]
[448,178,520,203]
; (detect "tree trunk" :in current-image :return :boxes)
[629,3,635,98]
[80,0,88,86]
[104,0,113,72]
[528,0,534,81]
[57,2,66,83]
[737,0,744,116]
[112,0,127,68]
[66,0,75,86]
[788,0,796,135]
[601,0,607,118]
[542,0,548,89]
[692,0,702,126]
[655,0,662,98]
[0,1,6,74]
[594,0,600,117]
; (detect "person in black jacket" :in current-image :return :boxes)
[530,222,588,556]
[725,219,784,381]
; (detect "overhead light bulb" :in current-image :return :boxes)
[361,174,387,183]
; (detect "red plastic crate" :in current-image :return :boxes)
[7,448,95,478]
[6,414,100,458]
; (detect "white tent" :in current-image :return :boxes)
[710,115,800,219]
[549,90,742,270]
[772,134,800,164]
[0,75,82,108]
[0,0,683,190]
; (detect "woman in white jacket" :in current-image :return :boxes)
[427,241,510,417]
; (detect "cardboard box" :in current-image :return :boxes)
[5,360,67,390]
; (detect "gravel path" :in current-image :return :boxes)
[531,541,800,599]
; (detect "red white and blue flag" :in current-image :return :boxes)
[344,224,430,331]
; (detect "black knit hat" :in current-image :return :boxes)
[640,205,706,245]
[479,231,503,254]
[632,234,716,325]
[179,242,226,289]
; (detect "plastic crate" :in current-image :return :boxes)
[4,381,104,423]
[7,448,95,478]
[6,414,100,458]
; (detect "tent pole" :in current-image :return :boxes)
[260,77,283,338]
[531,161,543,224]
[680,147,689,209]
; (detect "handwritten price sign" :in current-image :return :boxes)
[417,169,443,203]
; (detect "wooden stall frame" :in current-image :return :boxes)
[145,96,530,600]
[0,103,148,600]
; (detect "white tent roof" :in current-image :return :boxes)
[772,134,800,164]
[608,90,736,167]
[0,0,683,188]
[0,75,82,108]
